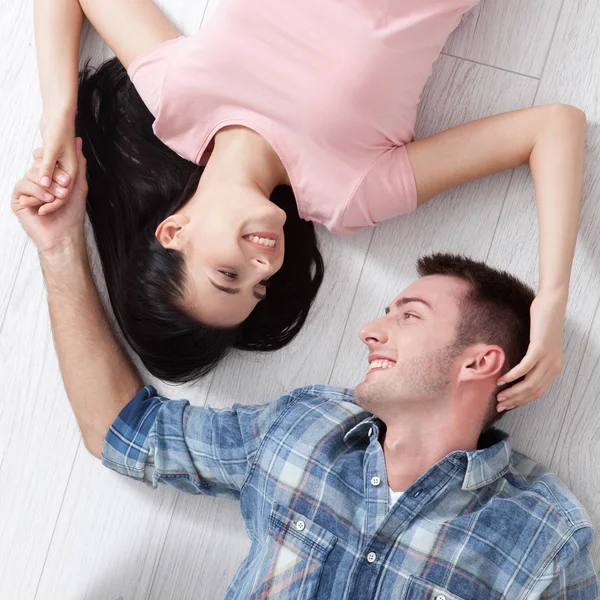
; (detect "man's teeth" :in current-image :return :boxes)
[248,235,276,247]
[369,359,395,370]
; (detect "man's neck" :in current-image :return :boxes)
[381,409,482,492]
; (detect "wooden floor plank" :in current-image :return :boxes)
[444,0,563,78]
[488,0,600,568]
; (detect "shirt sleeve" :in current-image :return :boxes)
[539,528,599,599]
[341,145,418,234]
[101,385,292,499]
[127,36,186,118]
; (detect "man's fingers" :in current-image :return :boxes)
[13,179,55,206]
[18,195,45,209]
[32,147,44,160]
[38,198,66,216]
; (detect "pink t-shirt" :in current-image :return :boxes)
[129,0,479,234]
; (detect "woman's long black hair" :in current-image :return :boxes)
[75,57,324,383]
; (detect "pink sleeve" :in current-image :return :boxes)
[341,146,418,234]
[127,36,186,118]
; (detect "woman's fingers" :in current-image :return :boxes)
[26,167,69,200]
[31,159,71,189]
[37,145,60,188]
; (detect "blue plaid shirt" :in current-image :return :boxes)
[102,385,599,599]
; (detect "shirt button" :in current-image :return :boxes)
[367,552,377,563]
[435,596,447,600]
[295,520,305,531]
[368,427,373,437]
[371,476,381,486]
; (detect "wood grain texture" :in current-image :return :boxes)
[486,0,600,569]
[444,0,564,78]
[0,0,42,330]
[2,0,599,598]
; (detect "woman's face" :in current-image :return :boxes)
[157,185,287,327]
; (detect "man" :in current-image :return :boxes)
[12,144,599,598]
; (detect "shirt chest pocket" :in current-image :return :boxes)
[249,502,337,600]
[403,575,469,600]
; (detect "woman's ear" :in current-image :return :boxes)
[155,214,190,249]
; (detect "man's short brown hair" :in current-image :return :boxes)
[417,253,535,429]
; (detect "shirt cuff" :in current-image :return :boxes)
[101,385,164,482]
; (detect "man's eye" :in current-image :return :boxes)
[219,271,237,280]
[404,312,418,320]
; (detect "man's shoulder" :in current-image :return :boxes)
[507,450,594,533]
[285,384,357,405]
[270,384,370,434]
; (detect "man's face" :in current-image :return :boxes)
[354,275,470,413]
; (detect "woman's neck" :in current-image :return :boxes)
[203,125,290,197]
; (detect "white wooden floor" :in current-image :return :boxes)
[1,1,599,598]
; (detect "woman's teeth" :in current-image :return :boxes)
[248,235,276,248]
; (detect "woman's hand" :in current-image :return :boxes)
[37,112,79,214]
[11,138,87,255]
[496,291,567,412]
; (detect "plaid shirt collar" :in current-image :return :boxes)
[344,415,512,492]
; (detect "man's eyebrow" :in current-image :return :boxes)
[208,278,265,301]
[384,296,432,314]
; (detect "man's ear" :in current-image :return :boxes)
[155,214,190,249]
[459,345,505,383]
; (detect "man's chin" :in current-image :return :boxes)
[354,379,377,409]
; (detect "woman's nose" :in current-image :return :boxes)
[251,256,274,276]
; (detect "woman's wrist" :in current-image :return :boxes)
[536,284,569,306]
[41,103,76,133]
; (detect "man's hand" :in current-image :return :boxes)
[11,137,87,254]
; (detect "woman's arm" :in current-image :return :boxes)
[34,0,84,122]
[405,103,586,409]
[33,0,181,204]
[34,0,180,110]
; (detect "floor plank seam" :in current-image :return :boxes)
[547,296,600,467]
[439,52,540,80]
[325,230,375,385]
[531,0,567,105]
[32,438,84,600]
[0,240,26,338]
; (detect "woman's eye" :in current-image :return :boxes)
[219,270,237,280]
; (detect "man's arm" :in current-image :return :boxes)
[539,543,599,599]
[41,241,143,458]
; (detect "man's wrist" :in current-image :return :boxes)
[39,237,89,274]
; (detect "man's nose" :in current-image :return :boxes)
[359,319,388,346]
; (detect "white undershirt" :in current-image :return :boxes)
[388,488,404,509]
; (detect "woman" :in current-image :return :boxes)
[22,0,585,411]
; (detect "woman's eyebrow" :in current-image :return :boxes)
[208,279,239,295]
[208,278,265,301]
